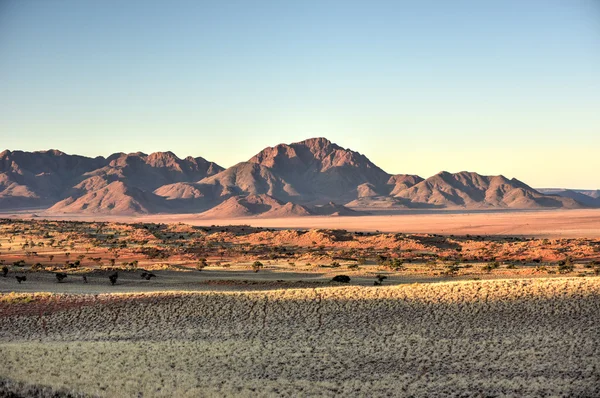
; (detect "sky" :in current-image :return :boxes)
[0,0,599,188]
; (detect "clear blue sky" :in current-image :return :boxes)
[1,0,599,188]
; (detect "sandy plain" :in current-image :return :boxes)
[5,208,599,238]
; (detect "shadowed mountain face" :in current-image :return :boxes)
[0,138,593,215]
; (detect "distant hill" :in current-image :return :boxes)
[48,181,163,215]
[0,138,594,216]
[538,189,600,207]
[390,171,581,209]
[196,194,363,218]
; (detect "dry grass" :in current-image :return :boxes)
[1,277,599,397]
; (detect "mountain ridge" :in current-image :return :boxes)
[0,138,593,216]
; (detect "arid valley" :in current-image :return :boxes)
[3,0,600,395]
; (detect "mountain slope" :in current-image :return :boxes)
[197,194,292,218]
[196,194,362,218]
[198,162,298,200]
[388,174,425,196]
[47,181,164,215]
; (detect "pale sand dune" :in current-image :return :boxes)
[17,209,600,238]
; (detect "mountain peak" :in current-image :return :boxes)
[146,151,180,163]
[296,137,335,150]
[38,149,66,156]
[148,151,178,159]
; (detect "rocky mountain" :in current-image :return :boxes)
[244,137,391,203]
[0,149,106,208]
[0,138,594,216]
[80,151,223,192]
[0,149,223,214]
[390,172,580,209]
[538,189,600,207]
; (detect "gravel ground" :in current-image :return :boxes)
[1,277,599,397]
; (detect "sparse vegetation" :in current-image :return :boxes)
[0,278,598,396]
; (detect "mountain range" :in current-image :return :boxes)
[0,138,594,217]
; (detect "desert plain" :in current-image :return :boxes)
[0,212,599,397]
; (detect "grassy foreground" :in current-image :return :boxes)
[1,277,599,397]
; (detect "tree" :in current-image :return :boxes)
[196,260,207,271]
[252,261,263,273]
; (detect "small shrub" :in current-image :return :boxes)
[558,262,574,274]
[444,264,460,276]
[483,262,500,273]
[331,275,351,283]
